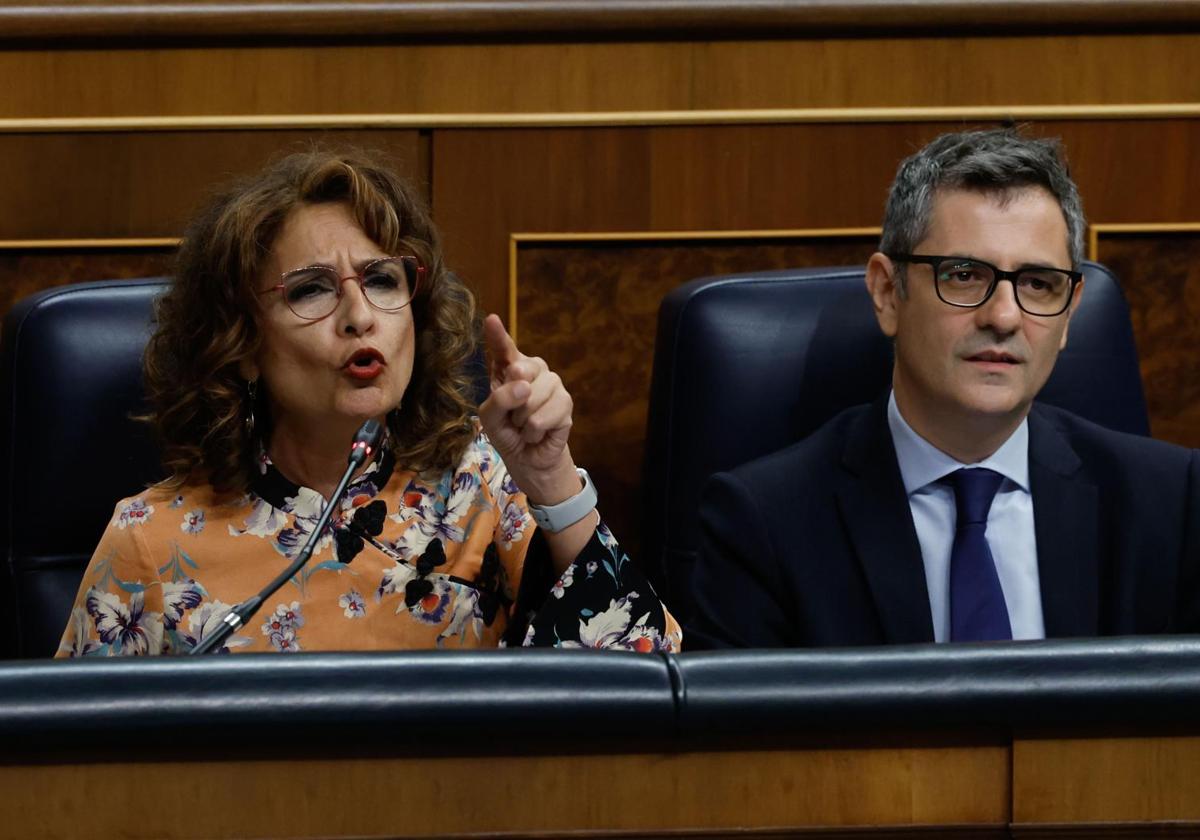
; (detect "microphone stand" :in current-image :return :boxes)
[190,420,383,655]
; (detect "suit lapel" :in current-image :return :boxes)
[1028,406,1099,637]
[836,399,935,643]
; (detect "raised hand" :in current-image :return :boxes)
[477,314,579,505]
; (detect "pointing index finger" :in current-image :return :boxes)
[483,313,522,378]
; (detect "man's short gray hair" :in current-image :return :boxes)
[879,128,1086,291]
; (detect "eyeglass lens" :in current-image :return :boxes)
[934,258,1073,315]
[281,258,416,319]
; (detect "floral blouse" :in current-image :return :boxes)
[56,431,681,656]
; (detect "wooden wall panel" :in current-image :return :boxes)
[434,119,1200,325]
[0,130,424,240]
[1094,231,1200,447]
[0,248,175,317]
[516,235,878,558]
[434,123,925,318]
[2,34,1199,119]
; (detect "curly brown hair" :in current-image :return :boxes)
[144,149,480,494]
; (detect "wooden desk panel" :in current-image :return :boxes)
[1013,735,1200,832]
[9,734,1198,837]
[0,742,1009,838]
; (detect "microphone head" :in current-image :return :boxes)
[349,419,385,466]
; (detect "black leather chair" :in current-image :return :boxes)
[0,279,168,659]
[641,261,1150,621]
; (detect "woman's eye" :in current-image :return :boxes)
[363,272,401,290]
[286,278,335,301]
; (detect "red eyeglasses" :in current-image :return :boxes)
[260,256,425,321]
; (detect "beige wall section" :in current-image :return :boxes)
[2,33,1200,120]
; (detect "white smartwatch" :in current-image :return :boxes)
[527,468,597,533]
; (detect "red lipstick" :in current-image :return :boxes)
[343,348,386,381]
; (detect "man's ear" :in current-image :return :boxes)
[1058,275,1085,350]
[865,252,901,338]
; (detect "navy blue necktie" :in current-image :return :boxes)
[948,468,1012,642]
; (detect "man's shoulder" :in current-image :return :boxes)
[726,402,877,487]
[1031,402,1197,471]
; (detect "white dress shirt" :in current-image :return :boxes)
[886,392,1046,642]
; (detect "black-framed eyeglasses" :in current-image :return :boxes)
[259,256,425,321]
[887,253,1081,317]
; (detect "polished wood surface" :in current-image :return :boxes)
[2,0,1199,42]
[433,124,944,319]
[1012,734,1200,826]
[0,740,1008,838]
[7,733,1200,837]
[0,130,424,239]
[4,34,1200,120]
[435,120,1200,318]
[0,246,174,317]
[1095,231,1200,448]
[516,234,878,558]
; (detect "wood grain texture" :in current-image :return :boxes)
[0,247,174,321]
[516,236,877,560]
[434,120,1200,322]
[0,130,424,239]
[1094,232,1200,448]
[2,0,1200,42]
[3,34,1200,119]
[0,742,1009,838]
[1012,735,1200,824]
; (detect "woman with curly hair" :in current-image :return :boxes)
[57,150,680,655]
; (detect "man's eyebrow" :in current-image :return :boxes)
[1014,260,1072,271]
[943,256,1071,271]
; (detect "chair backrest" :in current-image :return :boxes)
[0,279,169,658]
[641,261,1150,621]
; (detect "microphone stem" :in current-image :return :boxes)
[190,455,364,655]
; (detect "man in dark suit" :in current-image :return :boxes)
[688,128,1200,648]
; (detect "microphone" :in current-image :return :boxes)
[190,418,385,655]
[349,419,384,468]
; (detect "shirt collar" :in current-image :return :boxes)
[886,390,1030,495]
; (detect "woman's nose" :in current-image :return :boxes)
[338,277,377,335]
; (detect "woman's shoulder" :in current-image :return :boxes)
[105,482,241,532]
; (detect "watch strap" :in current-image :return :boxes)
[527,468,597,533]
